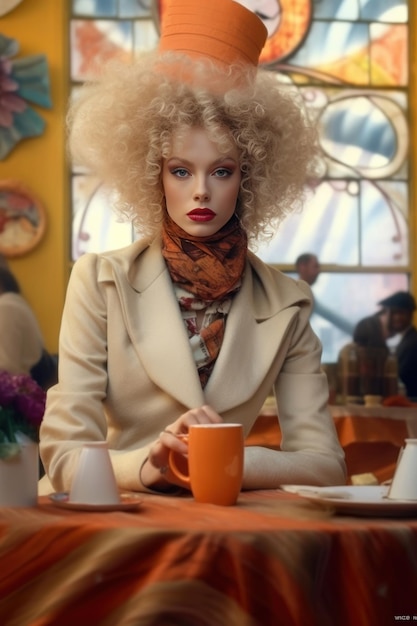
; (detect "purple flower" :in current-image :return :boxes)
[0,370,16,406]
[13,375,45,424]
[0,370,46,449]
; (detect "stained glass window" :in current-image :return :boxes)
[68,0,411,362]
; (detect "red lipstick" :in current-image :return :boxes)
[187,209,216,222]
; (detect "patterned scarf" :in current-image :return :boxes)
[162,215,247,387]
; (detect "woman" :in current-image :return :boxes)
[0,266,56,390]
[0,267,44,376]
[39,0,346,494]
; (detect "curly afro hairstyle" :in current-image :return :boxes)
[68,51,319,243]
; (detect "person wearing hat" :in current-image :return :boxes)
[379,291,417,399]
[39,0,346,495]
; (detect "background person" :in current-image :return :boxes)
[0,267,57,390]
[39,0,346,496]
[353,308,392,350]
[295,252,354,337]
[346,309,392,400]
[295,252,320,286]
[378,291,417,399]
[0,266,44,376]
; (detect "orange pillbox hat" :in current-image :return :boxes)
[158,0,268,68]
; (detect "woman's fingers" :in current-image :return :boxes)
[174,405,223,433]
[200,404,224,423]
[147,406,224,477]
[159,430,188,453]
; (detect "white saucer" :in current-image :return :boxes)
[48,492,142,512]
[280,485,417,517]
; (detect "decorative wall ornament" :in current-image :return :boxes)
[0,181,46,257]
[0,33,52,159]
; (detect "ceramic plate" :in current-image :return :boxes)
[48,492,142,512]
[279,485,417,517]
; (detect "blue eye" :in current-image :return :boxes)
[172,168,189,178]
[214,168,232,177]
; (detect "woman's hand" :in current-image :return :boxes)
[140,405,223,490]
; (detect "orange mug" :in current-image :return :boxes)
[168,423,244,506]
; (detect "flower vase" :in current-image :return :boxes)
[0,441,39,507]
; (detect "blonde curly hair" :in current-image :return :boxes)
[68,51,319,242]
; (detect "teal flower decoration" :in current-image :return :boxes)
[0,33,52,160]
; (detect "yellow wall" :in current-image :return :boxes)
[1,0,69,352]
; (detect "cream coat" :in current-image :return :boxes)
[39,238,346,494]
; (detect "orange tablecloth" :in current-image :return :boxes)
[0,491,417,626]
[245,405,417,483]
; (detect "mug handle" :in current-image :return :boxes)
[168,435,190,486]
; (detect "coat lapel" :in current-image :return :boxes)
[100,242,309,413]
[101,239,205,409]
[204,256,304,411]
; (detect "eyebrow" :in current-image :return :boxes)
[165,156,238,166]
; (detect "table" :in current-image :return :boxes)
[331,405,417,483]
[246,404,417,483]
[0,490,416,626]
